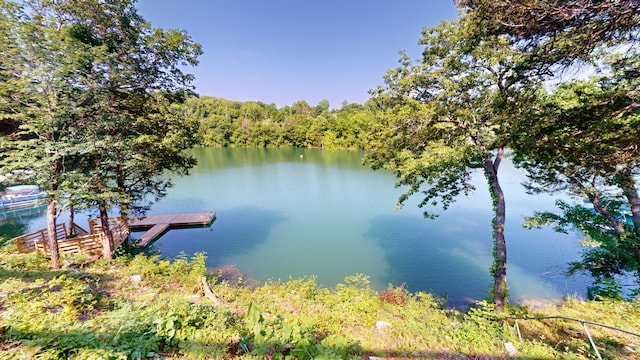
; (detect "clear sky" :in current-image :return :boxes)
[136,1,459,109]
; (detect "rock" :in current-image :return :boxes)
[504,342,518,356]
[130,274,142,283]
[375,320,392,333]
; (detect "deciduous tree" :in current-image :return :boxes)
[457,0,640,73]
[368,19,534,311]
[514,54,640,295]
[459,0,640,296]
[0,0,94,268]
[0,0,201,265]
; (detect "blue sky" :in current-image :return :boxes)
[136,1,459,109]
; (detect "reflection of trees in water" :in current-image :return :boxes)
[366,211,494,306]
[187,147,368,174]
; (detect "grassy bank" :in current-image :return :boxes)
[1,244,639,359]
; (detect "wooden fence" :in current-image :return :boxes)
[14,218,128,258]
[15,223,68,254]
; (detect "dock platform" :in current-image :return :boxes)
[129,211,216,247]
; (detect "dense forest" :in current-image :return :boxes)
[185,97,378,150]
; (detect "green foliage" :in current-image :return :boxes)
[446,301,510,354]
[242,304,362,359]
[365,16,537,312]
[2,246,640,359]
[474,0,640,302]
[524,199,640,298]
[459,0,640,78]
[0,0,202,266]
[125,252,207,286]
[342,272,371,289]
[588,278,625,301]
[0,250,50,272]
[183,96,378,151]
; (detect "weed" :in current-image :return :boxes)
[378,283,408,306]
[2,241,640,359]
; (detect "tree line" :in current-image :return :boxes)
[183,96,378,151]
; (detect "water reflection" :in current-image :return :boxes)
[188,147,367,173]
[367,211,493,305]
[0,148,591,305]
[145,206,286,266]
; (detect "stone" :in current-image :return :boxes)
[375,320,392,333]
[504,342,518,356]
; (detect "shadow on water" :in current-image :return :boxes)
[142,205,287,267]
[366,209,495,308]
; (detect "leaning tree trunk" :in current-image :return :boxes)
[484,147,507,312]
[589,191,625,233]
[46,195,61,269]
[620,178,640,272]
[99,203,114,261]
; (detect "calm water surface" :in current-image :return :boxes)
[3,148,590,306]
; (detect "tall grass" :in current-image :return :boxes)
[1,241,638,359]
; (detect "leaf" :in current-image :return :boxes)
[246,301,264,338]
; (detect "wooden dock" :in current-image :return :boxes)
[129,211,216,247]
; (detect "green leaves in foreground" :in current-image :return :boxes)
[1,250,639,359]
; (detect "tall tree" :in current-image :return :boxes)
[368,19,533,311]
[0,0,94,268]
[66,0,201,256]
[0,0,201,264]
[0,2,21,137]
[459,0,640,296]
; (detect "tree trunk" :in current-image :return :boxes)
[621,179,640,235]
[589,192,624,233]
[620,178,640,269]
[99,203,113,261]
[68,204,75,236]
[46,196,60,269]
[484,148,507,312]
[116,170,129,224]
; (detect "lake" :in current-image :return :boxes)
[1,147,590,307]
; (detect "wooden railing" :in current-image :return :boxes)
[14,218,129,258]
[71,222,90,236]
[88,218,128,249]
[15,223,68,254]
[109,219,129,249]
[36,233,104,257]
